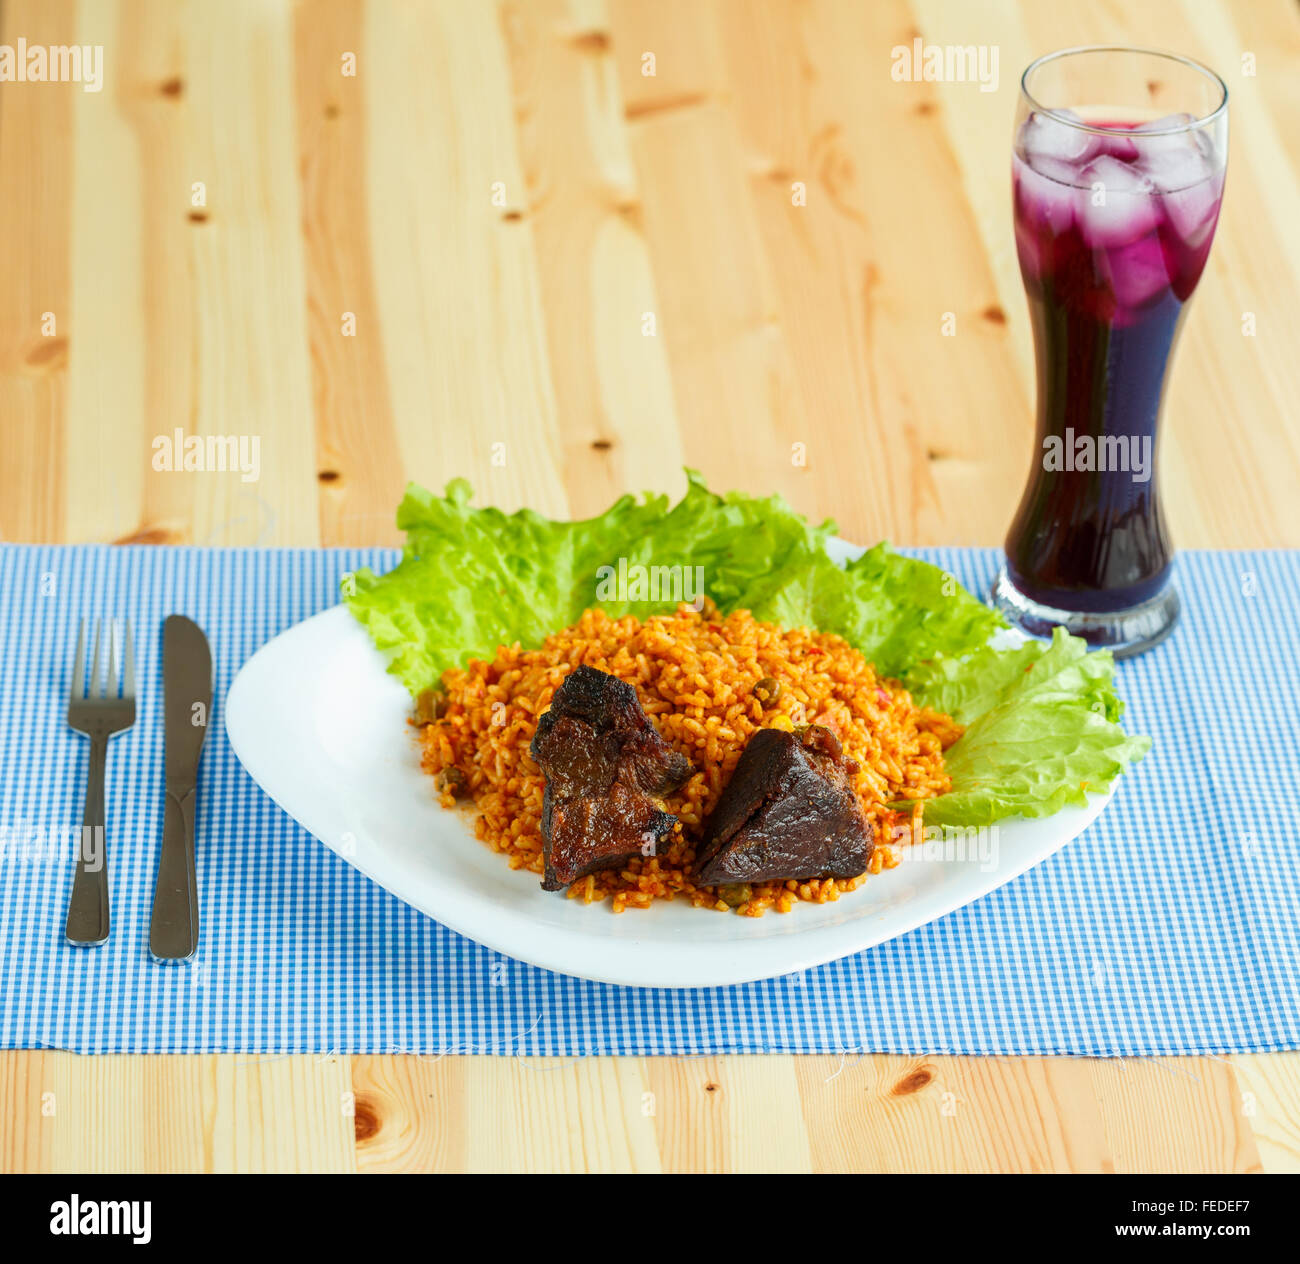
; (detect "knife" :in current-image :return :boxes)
[149,615,213,961]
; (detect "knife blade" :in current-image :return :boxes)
[149,615,213,961]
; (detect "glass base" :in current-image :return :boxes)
[991,566,1180,659]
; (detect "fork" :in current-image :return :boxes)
[65,617,135,946]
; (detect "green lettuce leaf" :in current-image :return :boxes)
[345,474,1148,827]
[903,630,1150,825]
[755,541,1006,680]
[345,471,833,693]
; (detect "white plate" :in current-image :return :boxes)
[225,543,1111,988]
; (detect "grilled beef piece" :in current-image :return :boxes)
[530,665,692,891]
[694,725,873,887]
[539,782,681,894]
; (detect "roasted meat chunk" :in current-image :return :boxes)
[694,725,874,887]
[530,665,692,891]
[539,782,681,894]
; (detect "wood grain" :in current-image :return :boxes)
[0,0,75,545]
[1,0,1297,1173]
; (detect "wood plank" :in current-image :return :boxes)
[1170,0,1300,548]
[63,0,148,545]
[1231,1052,1300,1173]
[0,0,77,544]
[643,1054,813,1172]
[613,92,812,517]
[794,1053,1260,1172]
[0,1051,356,1173]
[62,0,320,547]
[1089,1056,1260,1174]
[293,0,406,547]
[173,0,319,546]
[499,0,687,518]
[3,1049,1295,1172]
[0,1050,52,1172]
[219,1053,357,1173]
[714,0,1030,548]
[795,1054,1079,1172]
[361,0,567,517]
[349,1053,468,1172]
[352,1054,660,1172]
[609,0,807,517]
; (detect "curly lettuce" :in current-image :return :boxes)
[345,473,1148,827]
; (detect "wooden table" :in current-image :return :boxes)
[2,0,1297,1174]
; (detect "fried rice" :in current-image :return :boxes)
[418,604,962,915]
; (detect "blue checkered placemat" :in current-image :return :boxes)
[0,544,1296,1056]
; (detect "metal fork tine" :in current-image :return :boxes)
[107,619,118,700]
[122,619,135,700]
[89,618,103,698]
[71,618,86,699]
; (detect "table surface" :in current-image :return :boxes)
[3,0,1298,1174]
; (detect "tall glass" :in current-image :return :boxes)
[993,48,1228,656]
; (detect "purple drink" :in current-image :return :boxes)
[994,49,1228,655]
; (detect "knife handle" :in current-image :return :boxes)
[150,786,198,961]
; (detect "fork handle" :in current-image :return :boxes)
[149,787,198,961]
[65,734,109,945]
